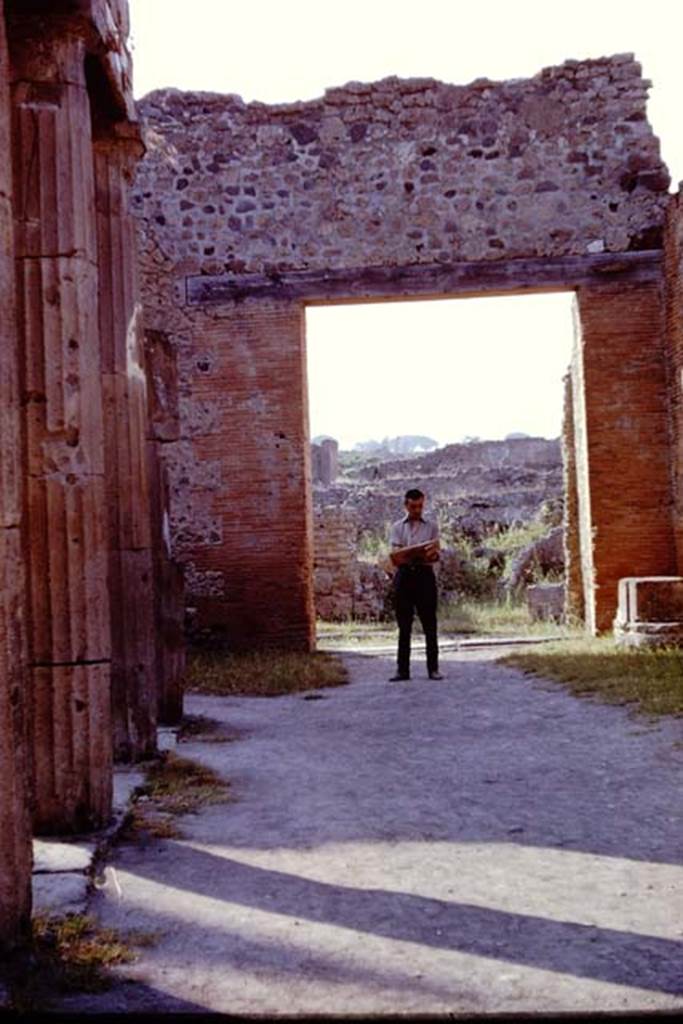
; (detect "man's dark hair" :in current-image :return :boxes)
[404,488,424,501]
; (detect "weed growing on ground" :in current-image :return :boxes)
[317,598,581,646]
[185,648,348,697]
[501,636,683,718]
[137,751,231,815]
[176,713,239,744]
[5,914,137,1011]
[120,750,232,842]
[438,597,582,638]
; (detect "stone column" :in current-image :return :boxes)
[94,127,158,760]
[573,282,676,632]
[0,0,32,950]
[10,24,112,832]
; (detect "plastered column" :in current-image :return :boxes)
[573,282,676,631]
[94,128,157,760]
[143,329,184,724]
[561,370,584,623]
[10,24,112,832]
[0,0,32,949]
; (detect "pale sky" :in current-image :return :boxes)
[128,0,680,448]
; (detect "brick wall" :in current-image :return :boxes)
[663,193,683,572]
[166,300,315,650]
[573,282,675,630]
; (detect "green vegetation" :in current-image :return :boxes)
[134,751,230,816]
[121,749,233,841]
[438,597,580,637]
[177,713,240,744]
[357,527,390,563]
[5,914,141,1011]
[317,596,581,647]
[501,637,683,718]
[185,648,348,697]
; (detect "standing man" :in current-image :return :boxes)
[388,488,443,681]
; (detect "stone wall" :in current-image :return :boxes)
[313,506,390,621]
[136,54,668,278]
[133,54,676,646]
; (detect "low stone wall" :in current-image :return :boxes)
[313,506,392,621]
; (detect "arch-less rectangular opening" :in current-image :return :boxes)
[304,289,579,646]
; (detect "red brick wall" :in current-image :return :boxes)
[173,300,315,650]
[663,193,683,573]
[574,281,676,631]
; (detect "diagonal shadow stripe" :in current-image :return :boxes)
[122,842,683,996]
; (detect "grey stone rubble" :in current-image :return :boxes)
[45,648,683,1017]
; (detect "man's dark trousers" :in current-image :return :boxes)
[394,565,438,677]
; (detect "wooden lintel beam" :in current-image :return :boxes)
[185,250,663,306]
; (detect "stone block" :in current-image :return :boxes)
[32,840,94,874]
[617,576,683,623]
[614,576,683,648]
[527,583,565,622]
[32,872,89,918]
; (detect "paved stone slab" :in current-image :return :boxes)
[33,840,95,874]
[32,872,90,918]
[49,649,683,1015]
[113,770,146,815]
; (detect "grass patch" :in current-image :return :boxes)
[137,751,230,815]
[120,750,232,841]
[185,648,348,697]
[438,597,581,638]
[177,713,241,744]
[501,636,683,718]
[317,598,581,647]
[5,914,137,1011]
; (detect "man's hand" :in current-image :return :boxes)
[423,539,440,563]
[390,539,440,566]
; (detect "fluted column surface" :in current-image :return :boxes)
[0,0,32,950]
[11,26,112,833]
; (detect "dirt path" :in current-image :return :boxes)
[57,649,683,1016]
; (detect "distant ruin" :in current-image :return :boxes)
[311,437,339,486]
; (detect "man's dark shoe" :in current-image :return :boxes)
[389,673,410,682]
[428,670,444,680]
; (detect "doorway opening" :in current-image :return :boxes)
[305,291,576,647]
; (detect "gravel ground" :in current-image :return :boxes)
[53,647,683,1016]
